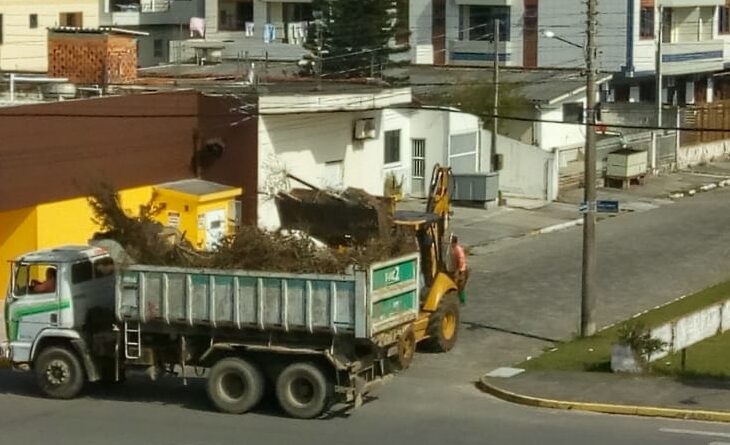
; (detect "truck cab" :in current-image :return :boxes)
[4,246,116,392]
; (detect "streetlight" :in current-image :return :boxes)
[542,27,598,337]
[541,30,584,50]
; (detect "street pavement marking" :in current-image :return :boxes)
[660,428,730,439]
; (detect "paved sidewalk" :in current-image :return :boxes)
[481,369,730,420]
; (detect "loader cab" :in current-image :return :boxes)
[393,211,446,289]
[5,246,115,363]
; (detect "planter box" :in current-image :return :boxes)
[606,149,647,178]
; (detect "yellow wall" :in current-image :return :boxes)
[0,184,239,297]
[0,186,153,297]
[0,0,100,72]
[0,207,38,296]
[155,190,235,249]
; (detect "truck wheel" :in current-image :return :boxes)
[207,357,265,414]
[425,291,460,352]
[276,362,333,419]
[392,326,416,371]
[34,346,85,399]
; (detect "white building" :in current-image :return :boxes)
[100,0,204,66]
[256,87,483,229]
[0,0,100,72]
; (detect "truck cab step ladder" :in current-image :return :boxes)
[124,321,142,360]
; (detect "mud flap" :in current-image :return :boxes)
[70,339,100,382]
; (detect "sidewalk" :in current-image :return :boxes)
[401,159,730,249]
[480,369,730,422]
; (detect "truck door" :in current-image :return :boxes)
[8,263,62,347]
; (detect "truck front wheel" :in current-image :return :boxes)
[276,362,333,419]
[207,357,265,414]
[34,346,85,399]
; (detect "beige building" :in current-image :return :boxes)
[0,0,100,72]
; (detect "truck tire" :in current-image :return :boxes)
[207,357,265,414]
[276,362,333,419]
[34,346,85,399]
[425,291,460,352]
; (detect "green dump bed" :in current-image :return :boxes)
[116,253,420,339]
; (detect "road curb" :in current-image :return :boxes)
[532,218,583,235]
[669,178,730,200]
[477,375,730,423]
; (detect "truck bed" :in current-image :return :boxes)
[117,254,420,340]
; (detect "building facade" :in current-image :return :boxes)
[100,0,205,66]
[410,0,730,105]
[0,0,100,72]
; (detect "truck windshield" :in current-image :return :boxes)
[14,263,57,296]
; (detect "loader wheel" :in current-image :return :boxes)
[35,346,85,399]
[207,357,265,414]
[392,326,416,371]
[425,291,460,352]
[276,362,333,419]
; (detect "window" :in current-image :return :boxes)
[721,7,730,35]
[639,7,654,39]
[384,130,401,164]
[29,14,38,29]
[458,5,510,42]
[72,261,93,284]
[412,139,426,179]
[59,12,83,28]
[153,39,164,58]
[13,263,57,296]
[563,102,584,123]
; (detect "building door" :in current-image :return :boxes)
[411,139,426,197]
[204,209,227,250]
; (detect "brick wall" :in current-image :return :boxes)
[48,32,137,84]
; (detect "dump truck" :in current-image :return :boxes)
[2,244,456,418]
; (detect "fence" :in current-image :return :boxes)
[648,297,730,362]
[681,101,730,146]
[596,131,676,171]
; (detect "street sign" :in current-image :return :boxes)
[596,200,619,213]
[578,202,588,214]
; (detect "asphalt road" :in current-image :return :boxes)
[3,189,730,444]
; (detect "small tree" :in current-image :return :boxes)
[304,0,402,78]
[420,83,531,133]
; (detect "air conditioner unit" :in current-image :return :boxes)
[354,118,376,140]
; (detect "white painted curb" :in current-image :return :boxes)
[535,218,584,235]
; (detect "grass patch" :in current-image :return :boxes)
[520,279,730,373]
[652,330,730,379]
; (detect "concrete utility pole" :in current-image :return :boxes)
[491,18,500,172]
[315,17,324,91]
[653,5,664,171]
[580,0,598,337]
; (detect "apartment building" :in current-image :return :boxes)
[0,0,100,72]
[205,0,312,44]
[539,0,728,105]
[100,0,204,66]
[411,0,730,105]
[410,0,525,66]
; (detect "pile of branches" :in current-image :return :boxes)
[88,184,415,274]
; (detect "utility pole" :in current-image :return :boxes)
[653,5,664,171]
[491,18,500,172]
[315,16,324,91]
[580,0,598,337]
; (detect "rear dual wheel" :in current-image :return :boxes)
[207,357,265,414]
[275,362,333,419]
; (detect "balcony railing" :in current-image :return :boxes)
[113,0,171,13]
